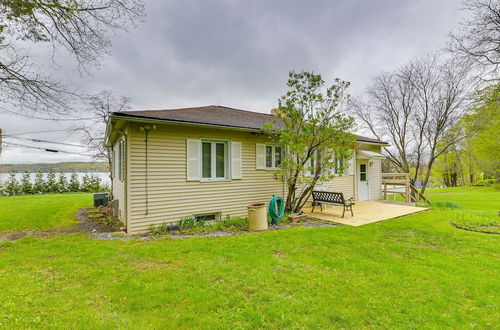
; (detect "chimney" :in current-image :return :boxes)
[271,100,285,118]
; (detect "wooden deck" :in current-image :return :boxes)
[302,201,427,226]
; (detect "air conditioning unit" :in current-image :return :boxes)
[93,192,110,207]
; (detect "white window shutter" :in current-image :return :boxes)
[256,143,266,169]
[348,153,355,175]
[231,142,242,179]
[186,139,200,181]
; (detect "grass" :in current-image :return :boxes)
[426,186,499,210]
[0,188,498,328]
[0,193,91,232]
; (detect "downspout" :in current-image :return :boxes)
[140,125,156,215]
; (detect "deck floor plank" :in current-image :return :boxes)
[302,201,427,226]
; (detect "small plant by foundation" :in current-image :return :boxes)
[85,206,122,232]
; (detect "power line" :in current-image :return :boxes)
[4,135,88,148]
[0,107,100,121]
[4,129,84,136]
[2,142,93,157]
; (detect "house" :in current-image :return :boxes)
[105,105,389,234]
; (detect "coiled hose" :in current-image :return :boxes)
[268,195,285,224]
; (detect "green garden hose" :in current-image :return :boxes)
[268,195,285,224]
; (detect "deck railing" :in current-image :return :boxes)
[382,173,430,204]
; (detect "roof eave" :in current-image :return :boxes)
[109,112,389,145]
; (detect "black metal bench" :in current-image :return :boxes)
[311,191,354,218]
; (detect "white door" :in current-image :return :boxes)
[357,160,369,200]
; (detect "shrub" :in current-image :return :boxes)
[5,172,20,195]
[474,178,497,186]
[81,173,91,192]
[150,222,170,238]
[68,172,80,192]
[33,171,45,194]
[88,174,103,192]
[431,201,462,209]
[45,170,58,193]
[20,171,33,194]
[212,215,248,231]
[57,171,69,193]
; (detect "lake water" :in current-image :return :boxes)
[0,172,111,186]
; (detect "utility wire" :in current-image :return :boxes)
[2,142,93,157]
[4,135,89,148]
[3,129,85,136]
[0,107,100,121]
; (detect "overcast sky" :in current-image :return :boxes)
[0,0,467,164]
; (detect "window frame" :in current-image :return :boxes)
[265,144,283,170]
[200,139,229,181]
[194,212,221,222]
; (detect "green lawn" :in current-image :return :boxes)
[425,186,499,210]
[0,193,92,232]
[0,188,498,328]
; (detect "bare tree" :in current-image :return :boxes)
[0,0,145,117]
[447,0,500,81]
[352,54,472,194]
[74,90,130,187]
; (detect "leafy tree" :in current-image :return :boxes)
[460,85,500,180]
[5,172,20,195]
[265,71,355,212]
[33,171,45,194]
[45,170,58,193]
[69,172,80,192]
[57,171,69,193]
[20,171,34,194]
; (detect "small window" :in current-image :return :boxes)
[117,140,125,182]
[201,140,228,180]
[265,145,283,169]
[360,164,367,181]
[195,213,220,222]
[111,150,115,179]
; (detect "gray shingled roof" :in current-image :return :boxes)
[113,105,388,145]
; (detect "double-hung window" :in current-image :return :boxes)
[265,145,283,169]
[201,140,228,180]
[334,157,345,175]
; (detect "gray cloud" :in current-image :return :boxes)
[0,0,467,164]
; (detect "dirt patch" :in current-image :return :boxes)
[0,230,79,242]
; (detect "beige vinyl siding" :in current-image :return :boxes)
[322,175,355,199]
[111,135,126,223]
[369,158,382,200]
[127,123,285,234]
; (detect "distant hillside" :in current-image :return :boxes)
[0,162,110,173]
